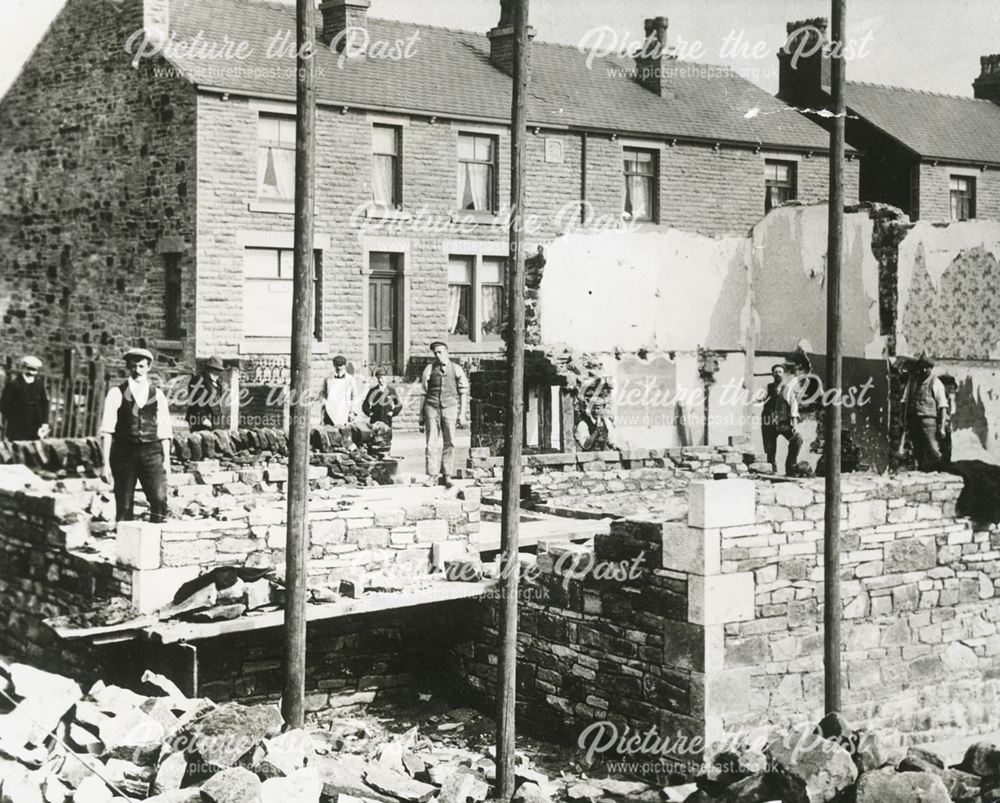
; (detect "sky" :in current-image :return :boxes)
[1,0,998,99]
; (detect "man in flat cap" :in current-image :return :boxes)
[321,355,359,448]
[0,356,50,441]
[420,341,469,488]
[363,367,403,456]
[99,348,172,524]
[186,355,226,432]
[901,352,950,470]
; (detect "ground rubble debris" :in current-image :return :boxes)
[680,713,1000,803]
[0,660,677,803]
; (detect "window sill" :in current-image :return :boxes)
[151,339,185,350]
[366,206,411,221]
[239,339,329,355]
[248,199,295,214]
[450,210,503,226]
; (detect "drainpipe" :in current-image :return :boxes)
[580,132,588,225]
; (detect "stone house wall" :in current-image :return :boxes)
[915,163,1000,223]
[0,0,198,371]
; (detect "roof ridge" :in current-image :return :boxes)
[848,79,990,103]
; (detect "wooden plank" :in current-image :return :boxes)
[150,580,498,645]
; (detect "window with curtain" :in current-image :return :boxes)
[457,134,496,212]
[623,147,657,222]
[764,160,797,213]
[257,115,296,200]
[243,248,320,339]
[480,257,506,339]
[447,257,473,339]
[950,176,975,221]
[372,124,401,208]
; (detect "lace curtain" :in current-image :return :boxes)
[258,147,295,199]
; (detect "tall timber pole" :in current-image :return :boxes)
[282,0,316,729]
[497,0,531,798]
[824,0,846,716]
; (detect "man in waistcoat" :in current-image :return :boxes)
[420,341,469,488]
[902,353,950,470]
[761,363,803,476]
[99,348,173,524]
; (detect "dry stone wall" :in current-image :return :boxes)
[451,472,1000,766]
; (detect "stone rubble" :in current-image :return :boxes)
[0,659,689,803]
[684,714,1000,803]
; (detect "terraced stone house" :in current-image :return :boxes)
[778,18,1000,222]
[0,0,856,387]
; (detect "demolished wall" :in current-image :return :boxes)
[484,204,1000,468]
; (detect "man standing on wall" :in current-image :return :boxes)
[0,356,50,441]
[186,355,226,432]
[99,348,172,524]
[322,355,358,448]
[902,353,950,470]
[761,363,803,476]
[421,341,469,488]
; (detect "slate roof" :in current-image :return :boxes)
[845,82,1000,165]
[164,0,834,151]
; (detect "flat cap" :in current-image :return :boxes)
[204,355,224,371]
[429,340,447,351]
[20,356,42,369]
[332,355,347,366]
[124,347,154,363]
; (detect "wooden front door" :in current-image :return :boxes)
[369,275,398,373]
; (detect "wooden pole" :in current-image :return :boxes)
[282,0,316,729]
[824,0,846,716]
[496,1,530,799]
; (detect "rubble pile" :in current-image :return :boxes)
[0,660,647,803]
[683,714,1000,803]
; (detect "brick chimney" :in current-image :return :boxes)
[487,1,535,75]
[777,18,831,104]
[634,17,674,98]
[974,54,1000,105]
[320,0,370,51]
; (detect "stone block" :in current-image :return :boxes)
[162,539,216,567]
[687,480,755,529]
[415,520,449,542]
[662,620,724,672]
[687,572,755,625]
[116,522,162,570]
[884,537,936,574]
[847,499,887,529]
[660,523,721,575]
[132,566,202,613]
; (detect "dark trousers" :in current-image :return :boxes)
[911,416,944,470]
[763,425,803,475]
[110,440,168,523]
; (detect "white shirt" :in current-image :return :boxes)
[323,373,358,427]
[100,379,173,441]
